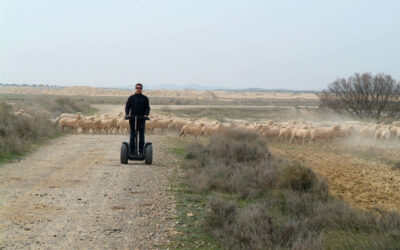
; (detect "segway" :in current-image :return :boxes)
[120,115,153,165]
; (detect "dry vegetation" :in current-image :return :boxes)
[180,130,400,249]
[0,96,98,163]
[0,102,59,163]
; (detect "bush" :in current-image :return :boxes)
[204,191,400,249]
[205,196,237,229]
[222,202,322,250]
[184,129,278,197]
[0,102,60,161]
[278,162,329,200]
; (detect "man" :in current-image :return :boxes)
[125,83,150,155]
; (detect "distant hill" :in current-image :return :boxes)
[0,84,319,100]
[239,88,320,93]
[148,83,225,90]
[0,82,320,93]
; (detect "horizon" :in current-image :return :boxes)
[0,81,320,92]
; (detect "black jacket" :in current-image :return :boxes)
[125,94,150,125]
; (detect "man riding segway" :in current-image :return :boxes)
[121,83,152,164]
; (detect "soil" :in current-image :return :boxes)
[269,143,400,212]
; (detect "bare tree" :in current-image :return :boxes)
[319,73,400,119]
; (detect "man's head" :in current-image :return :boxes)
[135,83,143,94]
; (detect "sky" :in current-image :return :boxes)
[1,0,400,90]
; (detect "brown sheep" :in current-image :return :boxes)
[390,126,400,140]
[180,123,205,139]
[309,125,341,143]
[76,119,100,134]
[278,127,294,143]
[200,123,225,136]
[59,114,81,133]
[262,125,281,141]
[376,126,391,141]
[168,119,188,132]
[117,118,130,134]
[360,125,377,138]
[97,118,117,134]
[290,128,311,145]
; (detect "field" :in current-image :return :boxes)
[1,85,400,248]
[154,105,400,212]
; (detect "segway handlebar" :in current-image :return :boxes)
[124,115,150,120]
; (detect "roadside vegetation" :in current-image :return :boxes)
[0,97,98,164]
[0,102,59,163]
[169,130,400,249]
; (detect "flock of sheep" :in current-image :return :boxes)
[179,118,400,144]
[53,111,400,144]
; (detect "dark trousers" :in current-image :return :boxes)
[129,121,145,154]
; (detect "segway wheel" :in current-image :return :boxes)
[121,143,128,164]
[145,144,153,165]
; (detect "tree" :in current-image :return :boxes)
[319,73,400,119]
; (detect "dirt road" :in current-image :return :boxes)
[0,132,176,248]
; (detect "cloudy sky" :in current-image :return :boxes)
[1,0,399,90]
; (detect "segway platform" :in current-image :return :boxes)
[120,115,153,165]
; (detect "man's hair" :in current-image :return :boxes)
[135,83,143,89]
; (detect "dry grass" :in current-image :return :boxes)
[183,130,400,249]
[0,102,60,162]
[0,96,98,163]
[184,130,278,198]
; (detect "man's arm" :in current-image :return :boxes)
[125,96,131,116]
[144,97,150,116]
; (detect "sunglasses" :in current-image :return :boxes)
[136,87,142,89]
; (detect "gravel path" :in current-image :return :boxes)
[0,133,177,249]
